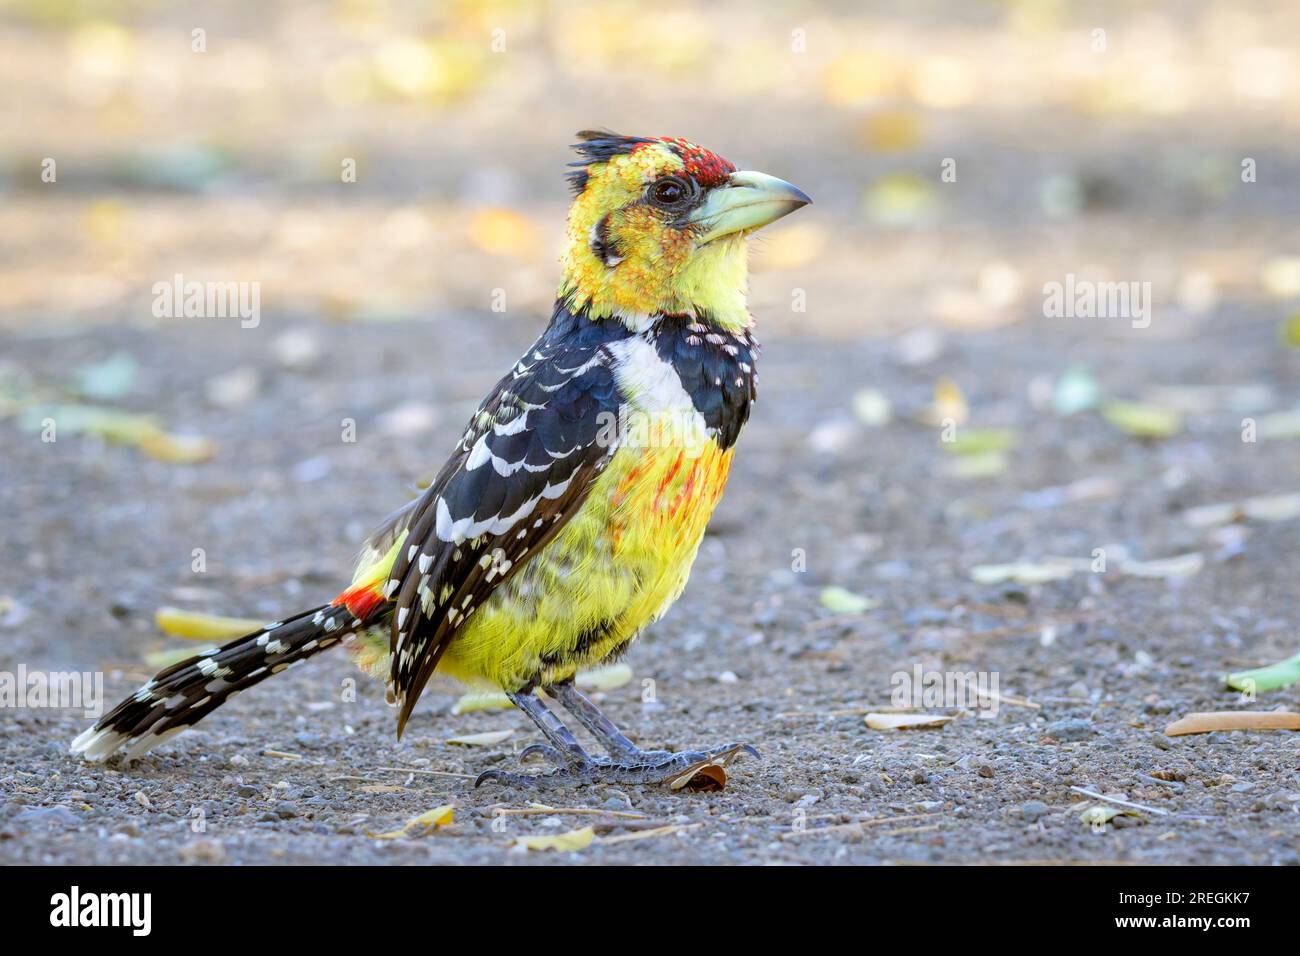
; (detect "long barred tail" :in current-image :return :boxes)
[71,603,359,762]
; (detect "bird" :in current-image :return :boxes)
[71,130,811,788]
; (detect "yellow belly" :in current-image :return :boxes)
[437,437,734,690]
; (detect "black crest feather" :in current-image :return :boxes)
[566,130,653,195]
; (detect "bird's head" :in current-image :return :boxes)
[558,130,811,332]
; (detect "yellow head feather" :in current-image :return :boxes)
[558,134,752,332]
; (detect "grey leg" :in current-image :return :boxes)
[549,681,641,761]
[507,690,590,766]
[473,686,760,790]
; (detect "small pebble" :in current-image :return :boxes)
[1046,718,1095,742]
[14,805,81,828]
[1019,800,1049,822]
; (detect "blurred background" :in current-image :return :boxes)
[3,0,1299,336]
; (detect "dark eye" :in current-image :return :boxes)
[648,176,692,207]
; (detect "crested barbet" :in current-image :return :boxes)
[73,131,811,788]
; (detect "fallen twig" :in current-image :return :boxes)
[595,822,702,846]
[780,812,940,841]
[1163,710,1300,736]
[880,823,941,837]
[956,677,1040,710]
[261,749,302,760]
[1069,786,1169,816]
[374,765,476,780]
[493,803,646,820]
[776,705,924,719]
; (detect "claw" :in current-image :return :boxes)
[517,742,564,765]
[493,687,759,790]
[474,768,517,788]
[473,742,758,790]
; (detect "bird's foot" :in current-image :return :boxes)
[515,742,611,768]
[478,742,757,790]
[622,742,760,765]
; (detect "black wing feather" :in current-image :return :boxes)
[374,312,627,733]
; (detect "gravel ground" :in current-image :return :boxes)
[2,300,1298,866]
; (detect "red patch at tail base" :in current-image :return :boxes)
[332,582,385,621]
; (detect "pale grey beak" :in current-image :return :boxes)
[688,170,812,244]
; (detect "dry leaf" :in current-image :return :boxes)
[137,431,216,463]
[819,586,877,615]
[1257,410,1300,439]
[1182,502,1244,528]
[969,561,1075,585]
[942,428,1017,457]
[144,646,214,669]
[574,662,633,691]
[1143,384,1273,414]
[1101,401,1182,438]
[665,744,752,792]
[666,760,726,792]
[1120,552,1203,579]
[450,690,512,714]
[672,763,727,792]
[1164,711,1300,736]
[1243,494,1300,522]
[446,729,514,747]
[18,404,215,463]
[919,377,968,427]
[1225,651,1300,694]
[865,713,954,730]
[596,823,699,845]
[1183,494,1300,527]
[947,451,1009,478]
[155,607,267,640]
[511,826,594,852]
[371,804,454,840]
[1079,805,1124,828]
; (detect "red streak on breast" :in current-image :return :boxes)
[652,452,685,512]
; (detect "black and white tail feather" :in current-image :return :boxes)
[71,604,358,762]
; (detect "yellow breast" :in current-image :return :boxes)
[437,437,733,690]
